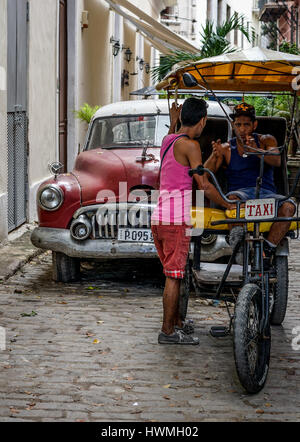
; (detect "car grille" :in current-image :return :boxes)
[87,203,155,240]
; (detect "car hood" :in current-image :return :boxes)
[73,147,160,206]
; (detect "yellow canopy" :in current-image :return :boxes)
[156,47,300,95]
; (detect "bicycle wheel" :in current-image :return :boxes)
[270,256,288,326]
[233,283,271,394]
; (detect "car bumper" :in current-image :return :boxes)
[31,227,232,261]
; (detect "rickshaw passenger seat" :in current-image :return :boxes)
[255,117,288,195]
[196,117,230,207]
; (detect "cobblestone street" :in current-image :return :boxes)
[0,238,299,422]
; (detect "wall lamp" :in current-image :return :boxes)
[122,46,132,62]
[110,37,121,56]
[145,63,150,74]
[136,57,144,71]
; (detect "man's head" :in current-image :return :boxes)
[180,98,208,136]
[231,102,258,140]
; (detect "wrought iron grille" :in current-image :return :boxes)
[7,110,28,232]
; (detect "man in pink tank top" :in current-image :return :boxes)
[151,98,234,345]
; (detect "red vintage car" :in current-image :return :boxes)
[31,99,232,281]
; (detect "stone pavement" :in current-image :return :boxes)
[0,229,299,422]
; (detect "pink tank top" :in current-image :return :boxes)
[151,134,193,225]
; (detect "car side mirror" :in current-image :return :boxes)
[182,73,199,88]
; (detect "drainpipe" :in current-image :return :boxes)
[56,0,60,163]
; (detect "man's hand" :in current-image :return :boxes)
[244,135,263,153]
[168,103,182,134]
[211,139,224,159]
[228,203,238,211]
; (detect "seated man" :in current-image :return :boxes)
[206,102,296,263]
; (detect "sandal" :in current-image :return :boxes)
[158,329,199,345]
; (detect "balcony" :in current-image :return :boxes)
[259,1,287,22]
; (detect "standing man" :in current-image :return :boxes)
[151,98,234,345]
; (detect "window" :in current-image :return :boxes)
[226,4,231,21]
[87,115,166,150]
[241,17,244,49]
[226,5,231,43]
[218,0,223,26]
[233,12,238,46]
[207,0,212,21]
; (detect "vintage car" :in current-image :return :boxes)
[31,98,235,282]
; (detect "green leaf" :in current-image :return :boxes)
[21,311,37,317]
[73,103,101,124]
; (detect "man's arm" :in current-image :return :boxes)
[204,139,226,174]
[168,103,182,134]
[261,135,281,167]
[185,140,233,210]
[245,135,281,167]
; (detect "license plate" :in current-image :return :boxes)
[245,198,275,220]
[118,228,154,243]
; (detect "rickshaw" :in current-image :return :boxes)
[155,47,300,394]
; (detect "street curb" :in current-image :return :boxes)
[0,230,45,282]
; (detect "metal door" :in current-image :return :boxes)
[7,0,28,232]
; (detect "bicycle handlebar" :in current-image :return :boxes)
[189,166,239,204]
[241,145,284,157]
[190,144,300,203]
[189,160,300,205]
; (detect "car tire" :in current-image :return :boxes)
[52,251,81,283]
[233,283,271,394]
[270,256,288,326]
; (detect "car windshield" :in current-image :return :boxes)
[86,115,170,150]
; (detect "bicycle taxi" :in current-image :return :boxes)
[155,47,300,394]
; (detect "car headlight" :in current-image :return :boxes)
[38,185,64,211]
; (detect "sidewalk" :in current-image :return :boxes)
[0,224,44,282]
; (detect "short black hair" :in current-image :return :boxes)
[181,98,208,127]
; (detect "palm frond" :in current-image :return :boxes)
[151,50,201,82]
[151,13,255,82]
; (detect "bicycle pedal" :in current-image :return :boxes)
[210,326,229,338]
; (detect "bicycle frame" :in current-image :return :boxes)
[189,153,300,335]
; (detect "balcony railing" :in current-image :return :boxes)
[259,0,268,9]
[259,1,287,22]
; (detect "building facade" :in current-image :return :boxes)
[160,0,262,50]
[258,0,300,49]
[0,0,194,244]
[2,1,276,245]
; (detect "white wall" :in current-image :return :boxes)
[0,0,8,242]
